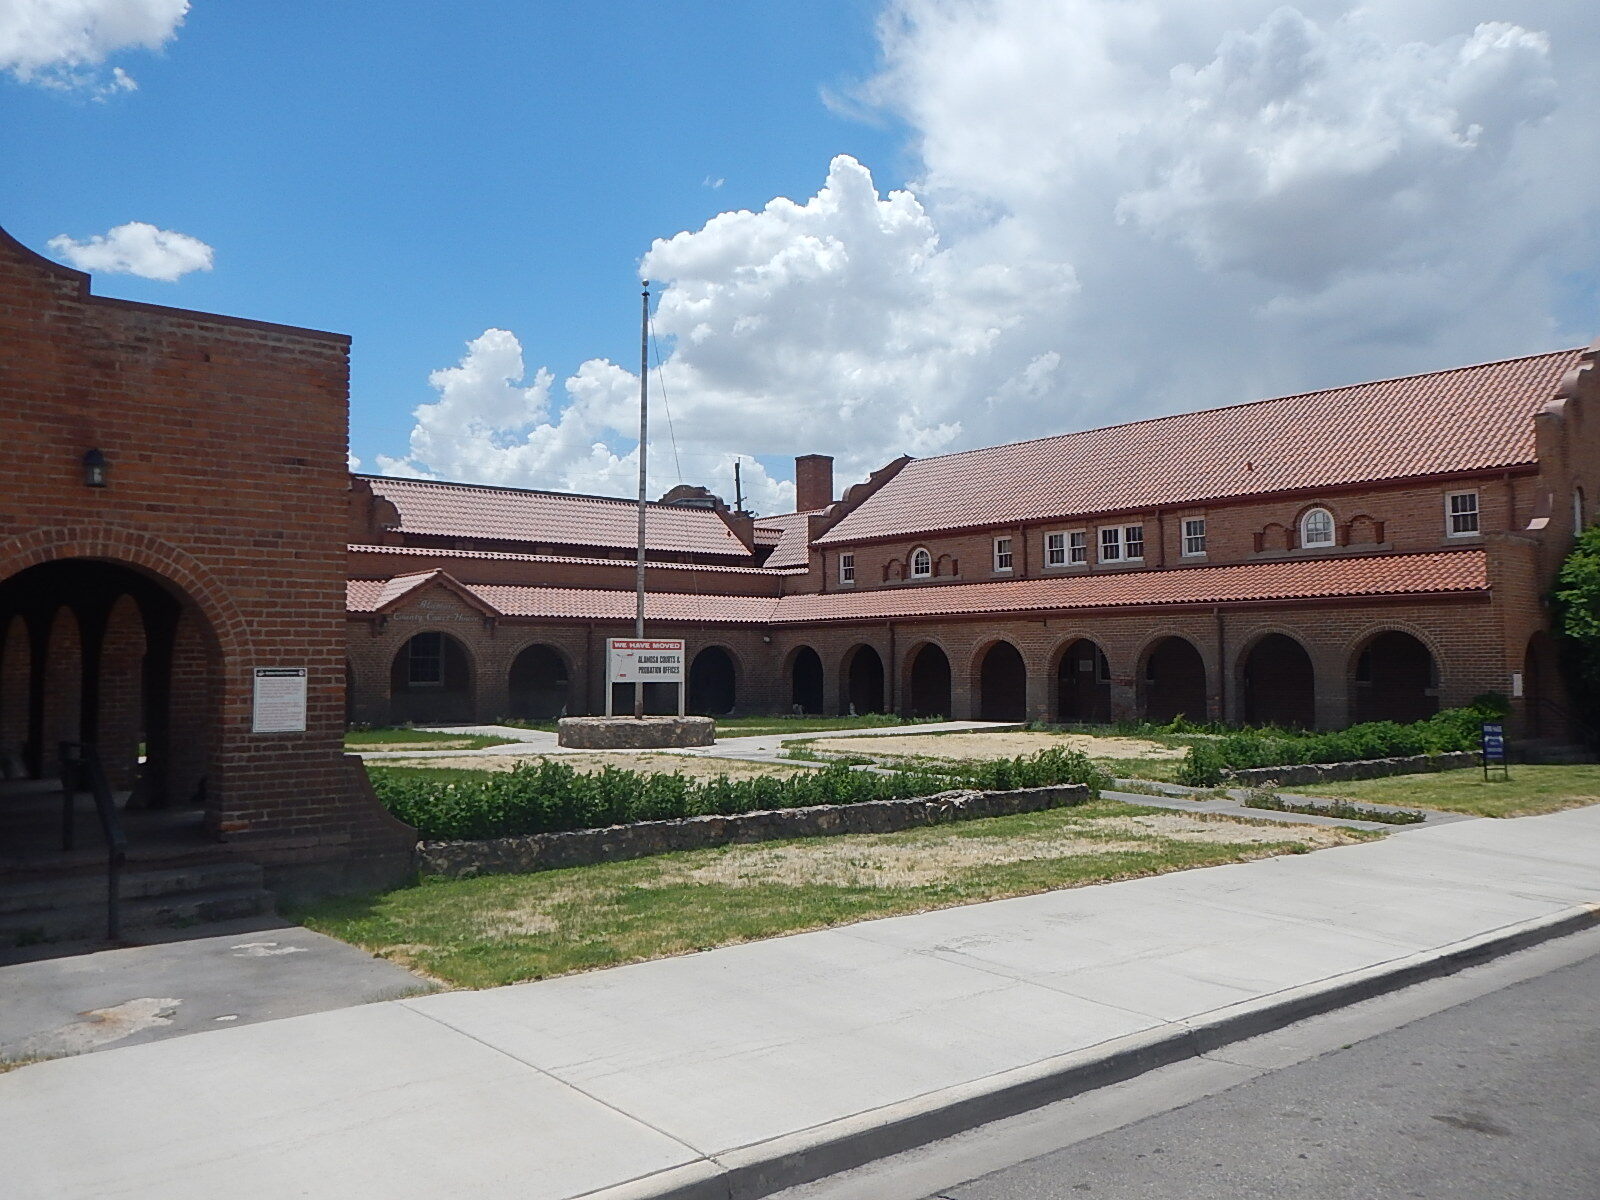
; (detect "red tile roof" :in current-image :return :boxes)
[818,350,1580,544]
[348,544,802,576]
[348,551,1486,623]
[754,509,822,569]
[360,475,752,557]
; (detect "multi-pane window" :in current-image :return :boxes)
[993,536,1014,572]
[1447,490,1480,537]
[408,632,443,686]
[1068,530,1087,564]
[1123,524,1145,560]
[1300,507,1335,548]
[1045,531,1066,567]
[839,553,855,585]
[1182,517,1207,557]
[911,547,933,578]
[1100,526,1123,561]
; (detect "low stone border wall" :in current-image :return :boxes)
[418,783,1091,879]
[1224,750,1478,788]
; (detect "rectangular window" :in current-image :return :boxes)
[408,631,443,687]
[839,552,855,585]
[1123,524,1145,560]
[1447,490,1480,537]
[993,536,1014,572]
[1045,531,1066,567]
[1068,530,1087,564]
[1182,517,1207,557]
[1100,527,1123,561]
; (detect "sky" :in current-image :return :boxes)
[3,1,1597,516]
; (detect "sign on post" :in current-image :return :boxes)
[252,667,308,733]
[606,639,685,715]
[1480,720,1509,781]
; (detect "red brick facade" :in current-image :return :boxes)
[348,347,1600,741]
[0,225,412,897]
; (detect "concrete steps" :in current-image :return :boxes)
[0,860,274,948]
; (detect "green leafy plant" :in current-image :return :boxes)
[1553,523,1600,741]
[1240,783,1426,826]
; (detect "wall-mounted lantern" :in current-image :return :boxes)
[82,448,108,488]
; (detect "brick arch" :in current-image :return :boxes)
[969,637,1027,723]
[1346,622,1443,725]
[0,525,253,662]
[1233,627,1317,728]
[1048,632,1114,725]
[901,638,953,719]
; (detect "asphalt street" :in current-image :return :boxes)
[928,937,1600,1199]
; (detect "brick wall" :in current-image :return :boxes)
[0,225,413,897]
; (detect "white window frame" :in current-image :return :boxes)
[1300,507,1336,549]
[1445,490,1480,538]
[839,552,855,586]
[1099,526,1123,562]
[1123,524,1145,561]
[1181,517,1207,558]
[1068,529,1088,565]
[911,547,933,578]
[1044,530,1067,568]
[993,536,1014,573]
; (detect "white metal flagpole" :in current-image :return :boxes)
[634,283,649,718]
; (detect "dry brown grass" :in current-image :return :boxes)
[382,750,816,781]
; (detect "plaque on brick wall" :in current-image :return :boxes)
[253,667,309,733]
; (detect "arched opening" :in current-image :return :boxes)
[0,558,225,858]
[688,646,737,715]
[906,643,951,718]
[789,646,824,715]
[1240,633,1316,728]
[978,641,1027,722]
[1522,631,1568,740]
[1141,637,1208,724]
[389,631,474,724]
[842,645,885,715]
[1351,631,1438,725]
[1055,639,1111,724]
[507,644,571,721]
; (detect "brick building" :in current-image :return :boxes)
[348,343,1598,741]
[0,223,413,907]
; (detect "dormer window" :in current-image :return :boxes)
[1300,507,1335,549]
[911,547,933,578]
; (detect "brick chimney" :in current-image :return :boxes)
[795,454,834,513]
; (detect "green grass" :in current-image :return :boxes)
[293,800,1376,988]
[345,727,518,750]
[1283,765,1600,818]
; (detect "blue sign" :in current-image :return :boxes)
[1481,722,1506,763]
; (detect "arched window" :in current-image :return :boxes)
[1300,507,1335,549]
[911,547,933,578]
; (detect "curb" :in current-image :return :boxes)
[587,902,1600,1200]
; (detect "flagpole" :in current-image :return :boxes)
[634,282,649,718]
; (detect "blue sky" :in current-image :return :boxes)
[4,1,1598,513]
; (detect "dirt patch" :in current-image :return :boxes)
[1089,813,1357,849]
[384,751,815,781]
[807,731,1186,763]
[356,739,489,752]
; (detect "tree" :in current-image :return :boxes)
[1552,524,1600,734]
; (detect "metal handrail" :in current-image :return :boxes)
[59,742,127,941]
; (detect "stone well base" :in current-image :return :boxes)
[557,715,716,749]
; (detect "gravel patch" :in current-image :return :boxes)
[807,731,1187,762]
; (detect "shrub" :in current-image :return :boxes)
[1177,742,1227,787]
[373,747,1110,842]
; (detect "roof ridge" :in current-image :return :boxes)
[358,472,715,512]
[905,345,1582,467]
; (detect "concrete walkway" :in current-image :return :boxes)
[359,719,1019,763]
[6,805,1599,1200]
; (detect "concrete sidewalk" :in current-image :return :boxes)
[6,807,1599,1200]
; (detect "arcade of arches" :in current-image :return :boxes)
[0,559,221,850]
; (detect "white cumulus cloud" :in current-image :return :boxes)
[381,1,1600,512]
[0,0,188,90]
[48,221,213,281]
